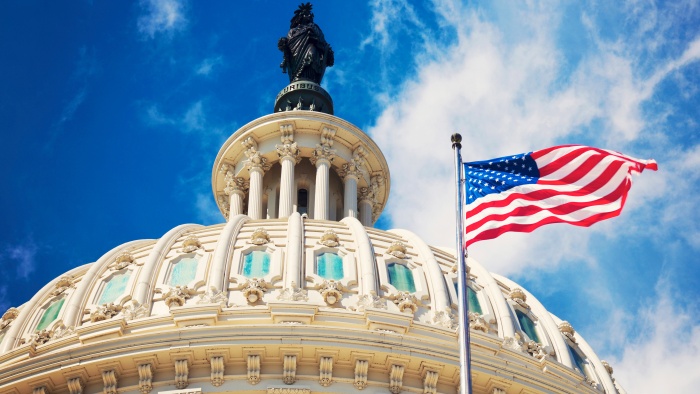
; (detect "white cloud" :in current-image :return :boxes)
[137,0,188,39]
[196,56,224,76]
[145,100,207,133]
[195,193,224,224]
[605,281,700,393]
[4,242,38,279]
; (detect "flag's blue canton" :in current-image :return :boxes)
[464,152,540,203]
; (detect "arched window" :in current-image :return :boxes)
[515,309,540,343]
[568,344,589,377]
[387,263,416,293]
[317,252,343,280]
[242,250,271,278]
[98,271,131,304]
[298,188,309,215]
[36,298,65,331]
[168,256,198,286]
[453,282,483,315]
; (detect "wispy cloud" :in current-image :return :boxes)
[145,100,209,134]
[195,56,224,76]
[195,193,223,224]
[3,241,38,280]
[605,278,700,392]
[45,46,97,150]
[137,0,188,39]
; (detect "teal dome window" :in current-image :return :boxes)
[515,309,540,343]
[36,298,65,331]
[242,250,271,278]
[569,344,589,377]
[168,256,198,286]
[98,271,131,305]
[452,282,483,315]
[387,263,416,293]
[317,252,343,280]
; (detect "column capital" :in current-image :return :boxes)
[224,172,249,196]
[276,141,300,163]
[311,144,336,167]
[244,145,272,173]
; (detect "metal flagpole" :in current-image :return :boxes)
[451,133,473,394]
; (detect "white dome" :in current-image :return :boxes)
[0,215,622,393]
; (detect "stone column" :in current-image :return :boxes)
[240,137,270,220]
[247,167,264,219]
[358,190,373,226]
[224,172,249,217]
[337,157,363,219]
[276,125,299,218]
[311,148,336,220]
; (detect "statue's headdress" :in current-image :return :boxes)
[290,2,314,28]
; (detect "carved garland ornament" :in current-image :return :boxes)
[352,291,386,311]
[277,281,308,302]
[318,229,340,247]
[181,234,202,253]
[89,303,122,322]
[319,280,343,305]
[393,292,418,314]
[386,241,408,259]
[112,252,135,271]
[51,275,76,297]
[242,278,267,303]
[508,288,530,309]
[163,286,195,308]
[0,307,19,330]
[559,320,577,343]
[469,311,489,333]
[249,228,271,245]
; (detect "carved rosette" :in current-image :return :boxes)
[249,228,271,245]
[468,311,489,333]
[89,303,122,322]
[277,281,308,302]
[112,252,135,271]
[509,288,530,309]
[393,292,418,314]
[163,286,195,308]
[242,278,267,303]
[386,241,408,259]
[318,229,340,247]
[319,280,343,305]
[558,320,577,343]
[0,307,19,330]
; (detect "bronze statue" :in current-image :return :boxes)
[278,3,334,84]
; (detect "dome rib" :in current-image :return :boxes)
[466,257,516,338]
[0,263,89,353]
[390,229,451,319]
[494,274,573,369]
[209,214,249,292]
[63,239,150,328]
[284,212,304,290]
[341,216,378,296]
[133,224,203,308]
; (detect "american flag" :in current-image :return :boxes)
[463,145,658,247]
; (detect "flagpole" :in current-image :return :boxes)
[452,133,473,394]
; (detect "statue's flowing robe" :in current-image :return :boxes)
[286,23,331,83]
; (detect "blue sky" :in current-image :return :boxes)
[1,0,699,391]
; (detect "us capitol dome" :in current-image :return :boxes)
[0,4,624,394]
